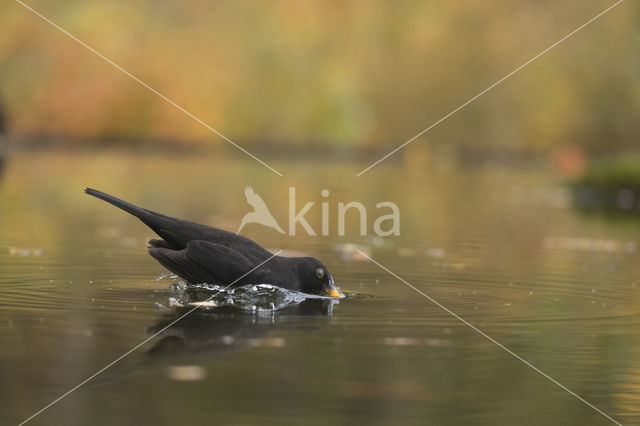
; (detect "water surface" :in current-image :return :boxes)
[1,151,639,425]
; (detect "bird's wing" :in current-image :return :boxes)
[244,186,271,213]
[148,246,218,284]
[187,240,263,285]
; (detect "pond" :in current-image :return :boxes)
[1,150,638,425]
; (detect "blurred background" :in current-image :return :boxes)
[1,0,638,166]
[2,1,640,425]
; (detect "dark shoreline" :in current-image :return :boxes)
[5,132,554,168]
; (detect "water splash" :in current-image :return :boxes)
[154,272,178,281]
[166,282,341,312]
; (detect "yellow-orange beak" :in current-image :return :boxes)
[325,287,344,298]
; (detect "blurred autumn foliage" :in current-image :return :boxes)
[0,0,638,154]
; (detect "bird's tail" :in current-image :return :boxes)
[85,188,152,220]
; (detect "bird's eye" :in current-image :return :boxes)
[315,267,325,279]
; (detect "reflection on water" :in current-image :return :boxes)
[1,151,640,425]
[89,293,337,387]
[150,295,336,359]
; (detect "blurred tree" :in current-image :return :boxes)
[0,0,636,157]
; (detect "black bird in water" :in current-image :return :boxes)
[85,188,343,297]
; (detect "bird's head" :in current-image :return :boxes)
[297,257,343,298]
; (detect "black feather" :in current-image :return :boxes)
[85,189,339,296]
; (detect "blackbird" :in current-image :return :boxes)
[85,188,343,298]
